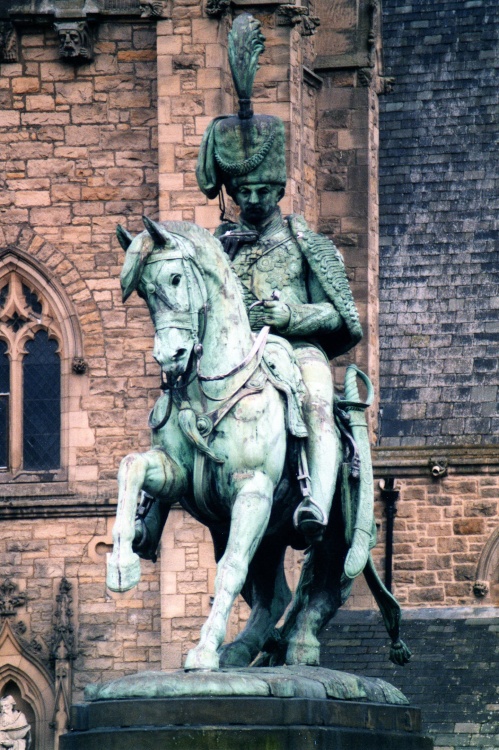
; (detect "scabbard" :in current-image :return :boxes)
[339,365,375,580]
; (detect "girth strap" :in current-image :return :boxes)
[192,373,267,519]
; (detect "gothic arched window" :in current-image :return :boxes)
[0,262,70,478]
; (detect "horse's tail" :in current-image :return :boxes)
[363,554,412,666]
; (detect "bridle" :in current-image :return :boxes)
[145,246,269,424]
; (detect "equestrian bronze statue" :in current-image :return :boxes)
[106,13,411,672]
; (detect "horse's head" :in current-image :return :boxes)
[118,217,207,384]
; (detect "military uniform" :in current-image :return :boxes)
[195,13,362,537]
[216,211,362,358]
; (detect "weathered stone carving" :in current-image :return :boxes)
[277,4,320,35]
[429,456,448,478]
[204,0,230,19]
[302,14,320,36]
[55,20,93,63]
[50,579,77,743]
[0,696,31,750]
[0,579,28,619]
[50,578,76,664]
[0,22,18,64]
[140,0,168,16]
[358,67,395,94]
[71,356,87,374]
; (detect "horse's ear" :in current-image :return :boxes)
[143,216,174,247]
[116,224,134,251]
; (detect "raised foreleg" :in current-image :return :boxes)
[106,448,184,592]
[184,472,273,671]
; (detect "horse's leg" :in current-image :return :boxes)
[284,509,351,665]
[184,472,273,671]
[218,536,291,667]
[106,449,184,592]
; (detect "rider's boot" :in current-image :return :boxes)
[292,348,338,544]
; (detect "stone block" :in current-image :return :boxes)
[161,594,186,618]
[453,519,484,535]
[0,111,20,126]
[157,35,183,56]
[12,77,40,94]
[159,124,184,143]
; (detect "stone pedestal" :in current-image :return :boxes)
[60,667,432,750]
[61,695,432,749]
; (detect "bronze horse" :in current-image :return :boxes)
[106,218,411,671]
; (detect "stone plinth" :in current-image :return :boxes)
[60,668,433,749]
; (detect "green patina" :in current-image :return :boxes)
[104,13,410,679]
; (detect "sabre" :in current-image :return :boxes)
[339,365,375,580]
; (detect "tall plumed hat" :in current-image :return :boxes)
[196,13,287,199]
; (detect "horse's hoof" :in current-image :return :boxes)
[218,641,253,668]
[106,552,141,592]
[184,647,219,671]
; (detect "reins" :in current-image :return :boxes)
[148,250,269,414]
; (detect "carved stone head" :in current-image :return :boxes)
[55,21,93,63]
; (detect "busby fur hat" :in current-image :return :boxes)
[196,14,287,200]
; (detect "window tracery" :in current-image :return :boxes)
[0,266,65,477]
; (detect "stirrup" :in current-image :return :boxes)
[293,498,328,542]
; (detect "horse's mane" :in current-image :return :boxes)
[159,220,217,251]
[159,220,248,303]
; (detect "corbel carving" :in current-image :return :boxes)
[205,0,230,19]
[358,67,395,94]
[472,580,489,598]
[72,356,88,374]
[0,21,18,63]
[0,578,28,618]
[277,5,320,36]
[428,456,448,478]
[140,0,169,16]
[54,20,94,63]
[358,67,374,87]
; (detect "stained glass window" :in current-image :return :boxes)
[23,331,60,471]
[0,341,8,470]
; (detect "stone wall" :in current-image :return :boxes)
[368,475,499,607]
[378,0,499,446]
[0,19,159,493]
[0,516,161,702]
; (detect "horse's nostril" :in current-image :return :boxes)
[173,348,187,361]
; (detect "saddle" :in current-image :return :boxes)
[261,334,308,439]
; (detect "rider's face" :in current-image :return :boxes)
[233,184,284,224]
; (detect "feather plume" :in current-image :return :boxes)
[228,13,265,119]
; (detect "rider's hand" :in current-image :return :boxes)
[249,306,267,330]
[263,301,291,330]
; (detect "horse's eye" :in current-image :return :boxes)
[171,274,181,287]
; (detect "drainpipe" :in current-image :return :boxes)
[380,477,399,592]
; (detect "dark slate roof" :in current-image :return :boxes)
[379,0,499,447]
[321,609,499,748]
